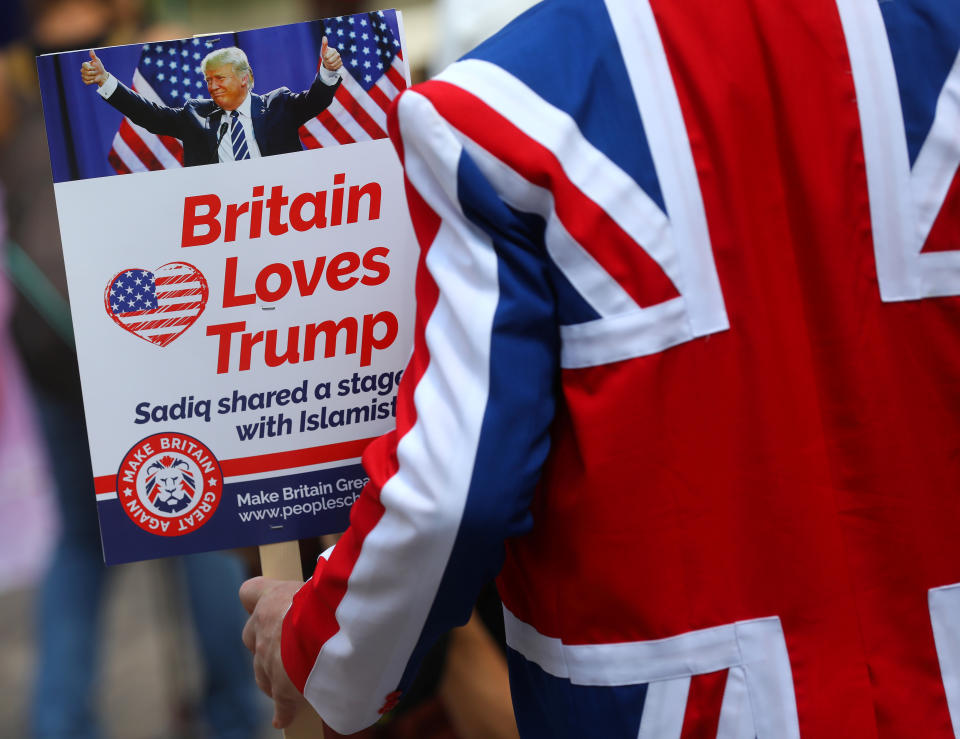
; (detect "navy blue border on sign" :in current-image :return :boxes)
[99,463,367,564]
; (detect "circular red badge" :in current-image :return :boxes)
[115,432,223,537]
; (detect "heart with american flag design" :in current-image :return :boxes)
[104,261,208,347]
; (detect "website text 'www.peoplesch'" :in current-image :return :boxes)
[235,479,366,522]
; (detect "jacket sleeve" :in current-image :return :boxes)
[102,80,188,139]
[279,81,561,734]
[284,71,341,124]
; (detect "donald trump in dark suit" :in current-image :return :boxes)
[81,41,343,166]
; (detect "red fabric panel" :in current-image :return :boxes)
[679,670,728,739]
[922,167,960,252]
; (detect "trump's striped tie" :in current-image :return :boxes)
[230,110,249,161]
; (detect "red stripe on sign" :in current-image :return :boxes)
[148,331,184,347]
[158,133,184,165]
[921,167,960,253]
[299,126,323,149]
[156,288,204,299]
[120,315,197,332]
[417,80,680,309]
[385,65,406,92]
[115,301,204,318]
[317,109,355,146]
[94,475,115,494]
[94,436,379,495]
[679,669,728,739]
[368,84,392,112]
[118,120,163,171]
[219,437,377,477]
[108,149,131,175]
[154,274,197,286]
[334,85,387,139]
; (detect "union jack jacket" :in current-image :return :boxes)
[282,0,960,735]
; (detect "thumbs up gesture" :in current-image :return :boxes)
[81,49,108,87]
[320,36,342,72]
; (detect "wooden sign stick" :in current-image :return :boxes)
[259,541,326,739]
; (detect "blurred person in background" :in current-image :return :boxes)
[0,0,59,597]
[428,0,537,75]
[0,1,262,736]
[0,103,58,596]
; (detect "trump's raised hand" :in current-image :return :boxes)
[321,36,342,72]
[81,49,108,87]
[240,576,309,729]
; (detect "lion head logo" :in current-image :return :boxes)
[144,455,196,514]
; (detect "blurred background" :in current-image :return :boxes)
[0,0,537,736]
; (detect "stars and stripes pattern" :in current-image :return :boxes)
[298,11,409,149]
[104,262,208,346]
[108,37,226,174]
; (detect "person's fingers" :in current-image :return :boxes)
[241,615,257,652]
[272,693,301,729]
[253,659,274,698]
[238,576,267,614]
[323,48,342,71]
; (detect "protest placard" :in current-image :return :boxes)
[38,11,416,566]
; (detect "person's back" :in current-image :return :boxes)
[270,0,960,736]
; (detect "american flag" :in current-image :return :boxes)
[104,262,208,346]
[298,11,408,148]
[108,37,229,174]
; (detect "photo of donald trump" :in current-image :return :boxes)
[80,39,344,166]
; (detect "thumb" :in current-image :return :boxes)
[89,49,100,64]
[321,36,328,57]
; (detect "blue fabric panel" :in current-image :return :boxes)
[878,0,960,166]
[504,205,601,325]
[393,146,560,692]
[507,648,649,739]
[463,0,667,214]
